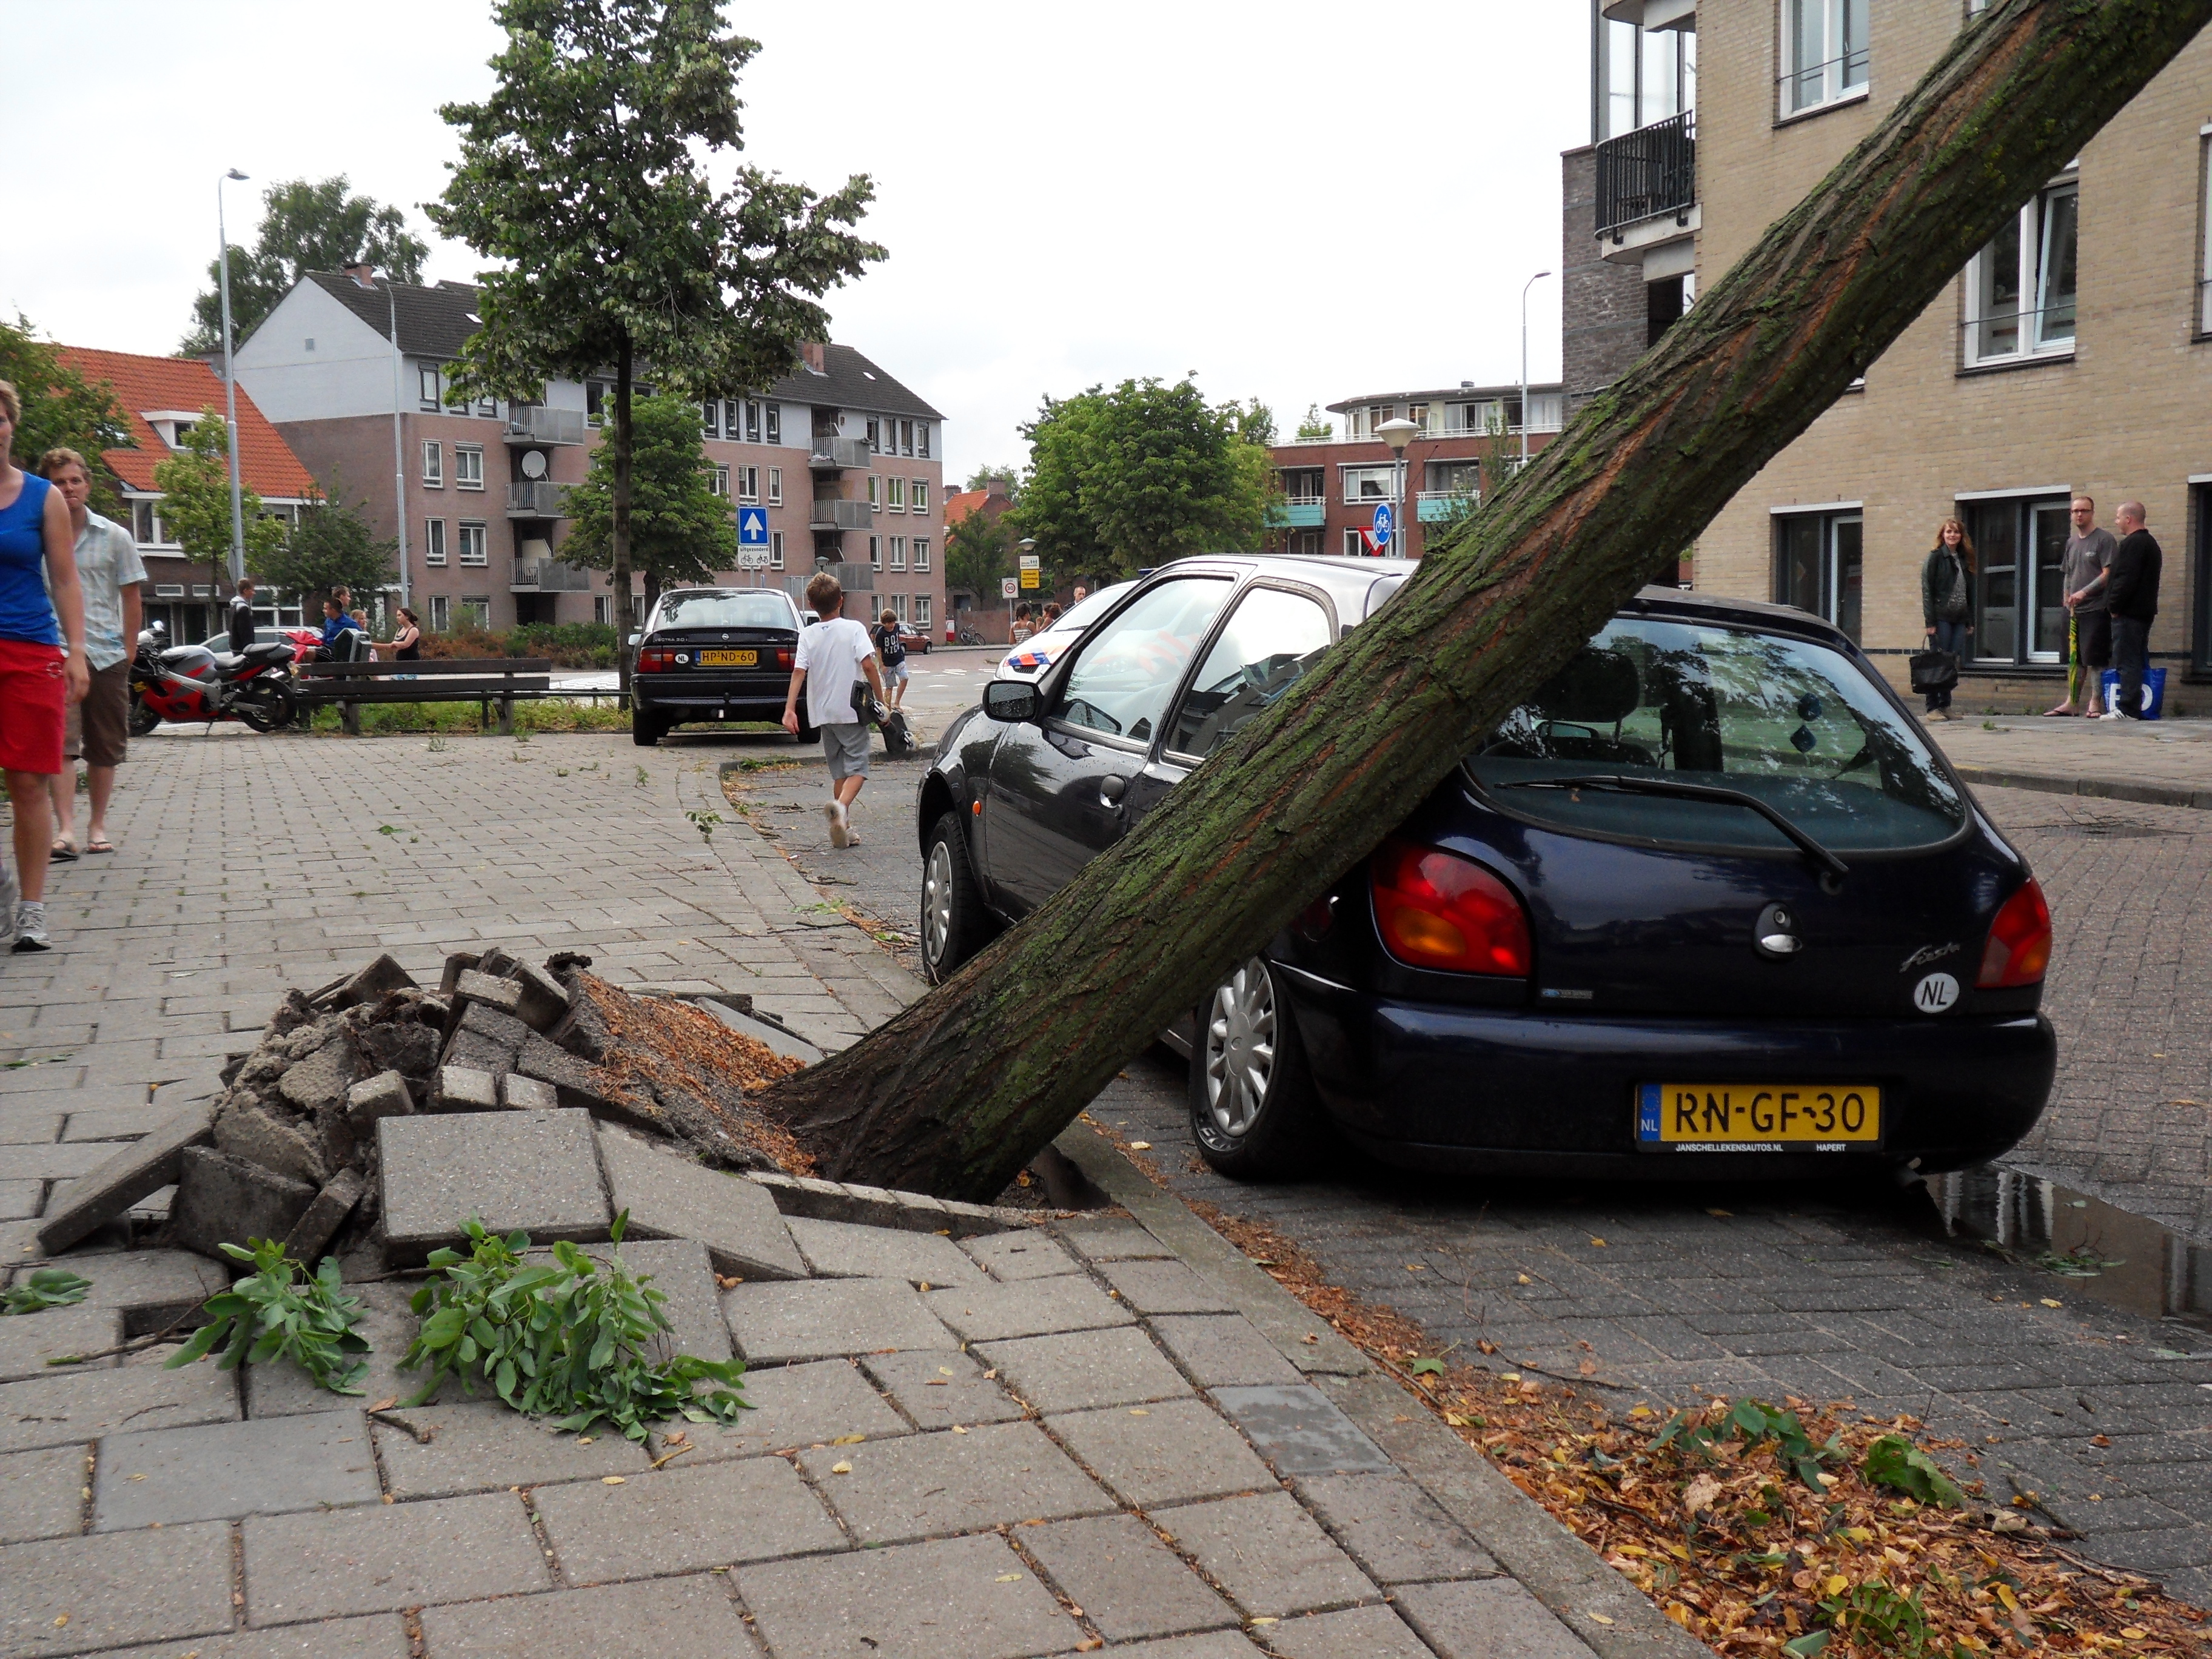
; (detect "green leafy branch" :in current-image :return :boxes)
[164,1241,369,1393]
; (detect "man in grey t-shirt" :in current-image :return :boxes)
[2046,495,2118,717]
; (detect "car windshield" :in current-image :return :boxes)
[1466,617,1966,853]
[652,591,795,631]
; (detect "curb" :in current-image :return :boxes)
[1951,762,2212,812]
[1052,1125,1715,1659]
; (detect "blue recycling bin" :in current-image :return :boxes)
[2100,666,2167,720]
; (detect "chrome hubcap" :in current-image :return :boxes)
[1203,958,1276,1139]
[922,841,955,967]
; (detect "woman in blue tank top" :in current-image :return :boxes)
[0,378,90,953]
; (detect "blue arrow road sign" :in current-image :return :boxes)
[1370,503,1394,548]
[737,506,769,546]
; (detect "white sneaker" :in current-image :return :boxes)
[12,902,50,953]
[825,800,849,848]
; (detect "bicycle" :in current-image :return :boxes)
[957,626,985,646]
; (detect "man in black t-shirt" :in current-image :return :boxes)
[227,577,258,654]
[2104,501,2161,720]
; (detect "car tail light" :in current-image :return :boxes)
[1370,837,1530,977]
[637,646,675,673]
[775,648,794,668]
[1977,879,2051,988]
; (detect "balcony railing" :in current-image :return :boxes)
[808,497,874,532]
[1595,110,1696,239]
[1270,500,1326,529]
[504,405,586,446]
[808,437,872,471]
[511,558,592,593]
[506,480,569,518]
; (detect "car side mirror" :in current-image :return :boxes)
[984,680,1039,724]
[626,632,641,647]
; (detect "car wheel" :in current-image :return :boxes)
[1187,958,1325,1179]
[920,810,996,983]
[632,712,666,746]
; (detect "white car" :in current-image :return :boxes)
[996,582,1135,680]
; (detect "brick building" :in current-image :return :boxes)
[1572,0,2211,707]
[232,270,943,635]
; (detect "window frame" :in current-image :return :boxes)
[914,594,932,628]
[707,465,731,498]
[457,521,489,568]
[766,405,780,444]
[421,440,444,488]
[1770,506,1865,644]
[771,530,785,571]
[1161,580,1338,766]
[899,420,914,457]
[737,465,759,504]
[887,477,906,514]
[911,480,930,515]
[1048,574,1239,757]
[701,399,720,438]
[1779,0,1871,120]
[869,534,882,572]
[1963,175,2080,367]
[917,421,930,459]
[418,364,441,411]
[424,518,448,567]
[454,445,486,491]
[1960,491,2073,666]
[431,595,451,632]
[868,475,881,512]
[2199,132,2212,337]
[913,537,930,572]
[888,535,907,571]
[768,466,782,506]
[458,596,491,632]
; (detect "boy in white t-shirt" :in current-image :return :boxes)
[782,571,887,848]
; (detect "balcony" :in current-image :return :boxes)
[511,558,592,593]
[808,437,871,472]
[1595,110,1695,240]
[506,480,569,518]
[1417,491,1476,523]
[1270,498,1327,529]
[808,497,873,532]
[503,405,586,446]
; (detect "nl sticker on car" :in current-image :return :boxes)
[1636,1084,1882,1151]
[699,649,758,667]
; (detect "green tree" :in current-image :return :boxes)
[1228,398,1277,447]
[250,472,397,616]
[428,0,883,696]
[1293,403,1333,443]
[183,178,429,355]
[962,464,1022,500]
[563,394,736,611]
[0,315,132,520]
[943,506,1016,609]
[1014,378,1272,578]
[152,407,287,604]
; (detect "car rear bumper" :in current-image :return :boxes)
[634,674,789,720]
[1278,968,2056,1179]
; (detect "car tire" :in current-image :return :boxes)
[632,712,666,746]
[920,810,996,984]
[1187,957,1327,1179]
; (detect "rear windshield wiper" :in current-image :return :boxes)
[1492,773,1850,884]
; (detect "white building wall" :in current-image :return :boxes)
[232,285,403,422]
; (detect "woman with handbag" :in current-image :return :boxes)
[1919,518,1974,719]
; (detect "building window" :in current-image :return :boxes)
[889,537,906,571]
[1963,494,2071,664]
[430,595,451,632]
[899,420,914,457]
[765,405,780,444]
[1772,509,1864,643]
[586,381,608,427]
[913,594,932,628]
[477,395,497,418]
[887,477,906,513]
[1291,529,1326,557]
[737,466,759,503]
[1342,465,1395,503]
[418,364,441,410]
[1343,528,1370,558]
[425,519,448,566]
[911,480,930,515]
[768,466,782,505]
[458,522,489,567]
[1783,0,1871,116]
[132,500,172,547]
[594,595,610,625]
[1598,15,1697,140]
[707,465,730,497]
[889,592,909,623]
[1967,179,2079,363]
[866,418,881,454]
[422,440,444,487]
[701,399,720,438]
[868,475,881,512]
[917,422,931,459]
[744,401,761,443]
[869,534,882,571]
[459,597,491,632]
[455,446,485,490]
[2202,137,2212,333]
[913,537,930,572]
[771,530,785,571]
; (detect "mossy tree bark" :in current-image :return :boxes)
[762,0,2212,1201]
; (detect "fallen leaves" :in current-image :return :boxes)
[829,1461,852,1475]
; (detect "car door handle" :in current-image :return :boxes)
[1099,776,1126,807]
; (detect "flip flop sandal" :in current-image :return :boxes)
[50,840,79,861]
[87,839,115,854]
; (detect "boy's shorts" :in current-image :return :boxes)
[822,722,870,780]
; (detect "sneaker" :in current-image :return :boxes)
[12,902,50,953]
[825,800,849,849]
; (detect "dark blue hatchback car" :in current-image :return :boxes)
[914,556,2056,1184]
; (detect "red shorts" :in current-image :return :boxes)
[0,639,67,776]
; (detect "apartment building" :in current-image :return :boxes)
[1267,385,1564,560]
[233,272,943,635]
[55,346,317,644]
[1572,0,2212,708]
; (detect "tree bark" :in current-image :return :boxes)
[612,335,637,702]
[759,0,2212,1202]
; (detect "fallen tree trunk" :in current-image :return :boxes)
[763,0,2212,1201]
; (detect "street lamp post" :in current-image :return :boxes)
[217,170,249,589]
[386,278,409,610]
[1376,416,1418,558]
[1520,270,1553,470]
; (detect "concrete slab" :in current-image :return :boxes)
[169,1147,316,1262]
[1020,1512,1238,1642]
[1096,1258,1239,1316]
[1209,1384,1394,1477]
[93,1410,380,1530]
[595,1127,805,1280]
[377,1109,610,1263]
[1046,1398,1276,1509]
[0,1143,115,1181]
[0,1182,38,1222]
[34,1105,213,1255]
[923,1276,1135,1344]
[960,1229,1081,1281]
[61,1107,177,1143]
[797,1420,1114,1543]
[240,1490,550,1621]
[524,1237,729,1366]
[1054,1218,1178,1262]
[0,1353,240,1455]
[418,1575,748,1658]
[786,1216,982,1286]
[1151,1491,1379,1618]
[739,1532,1080,1659]
[1293,1472,1500,1584]
[0,1443,90,1546]
[0,1111,63,1147]
[691,996,825,1063]
[860,1350,1026,1431]
[645,1356,907,1464]
[1087,1638,1269,1659]
[371,1399,649,1498]
[1392,1577,1598,1659]
[1268,1604,1436,1659]
[1147,1316,1304,1390]
[535,1454,845,1583]
[0,1304,122,1385]
[978,1327,1193,1415]
[0,1521,233,1657]
[34,1248,227,1339]
[39,1614,410,1658]
[246,1282,417,1421]
[721,1277,955,1364]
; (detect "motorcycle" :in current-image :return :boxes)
[127,622,299,736]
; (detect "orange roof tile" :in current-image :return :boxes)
[55,346,319,501]
[943,488,987,528]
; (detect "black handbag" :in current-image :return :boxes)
[1908,649,1959,694]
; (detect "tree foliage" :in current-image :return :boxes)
[251,472,398,609]
[151,407,286,587]
[0,315,131,520]
[429,0,883,691]
[184,177,428,355]
[563,394,735,587]
[1013,378,1274,579]
[944,503,1016,604]
[1293,403,1333,442]
[962,463,1022,500]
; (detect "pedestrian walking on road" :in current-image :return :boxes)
[2045,496,2116,717]
[0,381,91,953]
[1919,517,1975,719]
[782,571,886,850]
[2104,500,2162,720]
[1010,603,1034,645]
[874,608,909,712]
[390,608,421,660]
[227,575,258,653]
[39,449,145,860]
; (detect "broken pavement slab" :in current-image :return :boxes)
[33,1104,214,1255]
[169,1146,318,1261]
[595,1124,804,1280]
[378,1108,611,1264]
[720,1276,957,1364]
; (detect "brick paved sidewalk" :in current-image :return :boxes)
[1934,716,2212,809]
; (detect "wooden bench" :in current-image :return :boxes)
[293,658,555,736]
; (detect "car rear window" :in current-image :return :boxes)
[652,592,795,630]
[1466,617,1966,854]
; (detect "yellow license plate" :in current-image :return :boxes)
[1637,1084,1882,1150]
[699,649,758,667]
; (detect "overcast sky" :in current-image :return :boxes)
[1,2,1587,481]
